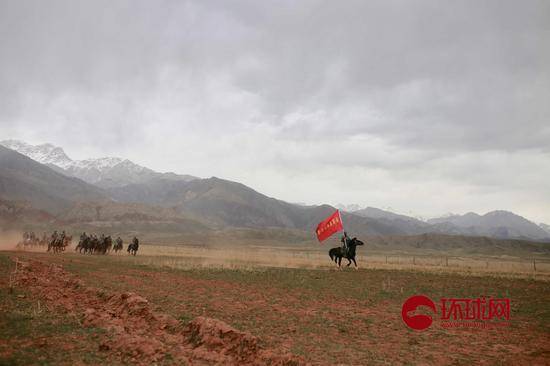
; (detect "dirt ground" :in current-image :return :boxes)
[1,249,549,365]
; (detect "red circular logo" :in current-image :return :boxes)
[402,295,436,330]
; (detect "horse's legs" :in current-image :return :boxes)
[352,257,358,270]
[347,258,352,267]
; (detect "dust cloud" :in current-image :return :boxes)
[0,230,21,250]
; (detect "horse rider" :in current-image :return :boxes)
[341,231,351,256]
[51,230,58,244]
[60,230,66,244]
[128,236,139,252]
[116,236,123,248]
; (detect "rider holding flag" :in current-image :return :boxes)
[316,210,364,269]
[341,231,351,256]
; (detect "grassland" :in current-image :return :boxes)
[0,254,114,366]
[1,246,549,365]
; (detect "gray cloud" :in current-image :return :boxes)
[0,0,549,222]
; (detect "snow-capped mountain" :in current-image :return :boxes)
[1,139,73,168]
[0,139,197,188]
[335,203,363,212]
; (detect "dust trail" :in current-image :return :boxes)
[0,230,21,250]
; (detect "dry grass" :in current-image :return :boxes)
[7,232,550,280]
[45,243,548,281]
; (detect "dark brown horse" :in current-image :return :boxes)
[329,237,364,269]
[127,237,139,256]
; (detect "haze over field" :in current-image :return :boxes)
[0,0,549,224]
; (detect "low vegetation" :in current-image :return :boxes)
[1,249,549,365]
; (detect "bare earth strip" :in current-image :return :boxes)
[5,255,303,365]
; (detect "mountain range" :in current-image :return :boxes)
[0,145,108,215]
[338,205,549,241]
[0,140,197,188]
[0,139,549,243]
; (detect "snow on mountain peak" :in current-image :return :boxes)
[72,157,124,170]
[1,139,195,187]
[0,139,147,174]
[1,139,73,168]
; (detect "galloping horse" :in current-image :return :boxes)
[328,237,364,269]
[113,237,123,253]
[48,235,71,253]
[127,237,139,256]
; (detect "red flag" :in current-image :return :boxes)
[315,210,344,242]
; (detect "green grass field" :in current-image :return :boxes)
[1,250,549,365]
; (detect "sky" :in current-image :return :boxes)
[1,0,549,223]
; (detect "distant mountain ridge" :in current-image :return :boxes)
[0,139,197,188]
[1,139,549,242]
[335,203,362,212]
[0,145,109,214]
[353,207,425,222]
[427,210,549,240]
[334,205,550,241]
[540,223,550,235]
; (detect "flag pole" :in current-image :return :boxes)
[338,209,345,234]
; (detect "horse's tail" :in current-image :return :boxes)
[328,248,336,261]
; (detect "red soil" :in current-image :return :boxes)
[9,253,550,365]
[14,259,304,365]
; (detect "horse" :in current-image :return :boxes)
[127,238,139,256]
[328,237,364,269]
[47,235,71,253]
[76,236,90,253]
[94,235,112,254]
[63,235,72,251]
[113,238,123,253]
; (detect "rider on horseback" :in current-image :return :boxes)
[341,231,350,256]
[128,236,139,254]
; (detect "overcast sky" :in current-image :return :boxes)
[1,0,549,223]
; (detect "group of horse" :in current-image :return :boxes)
[75,234,115,255]
[75,233,140,256]
[17,231,72,253]
[17,232,47,249]
[18,229,359,266]
[49,233,72,253]
[16,231,140,256]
